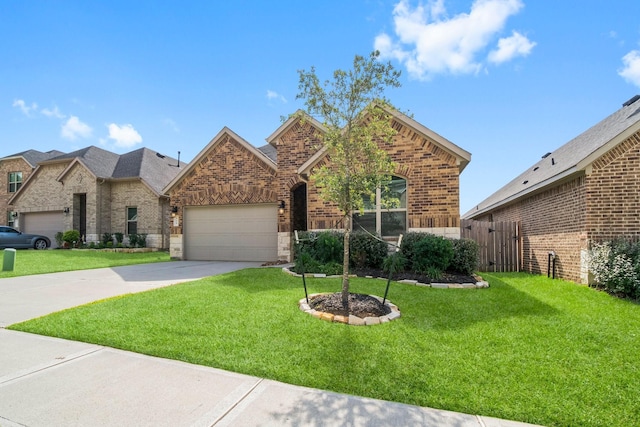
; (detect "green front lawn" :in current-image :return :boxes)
[9,269,640,427]
[0,249,171,277]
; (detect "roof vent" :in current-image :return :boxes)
[542,152,551,158]
[623,95,640,107]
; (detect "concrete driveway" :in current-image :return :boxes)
[0,261,260,327]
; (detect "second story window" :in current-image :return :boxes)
[8,172,23,193]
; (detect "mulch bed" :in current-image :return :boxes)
[351,267,477,284]
[309,292,391,318]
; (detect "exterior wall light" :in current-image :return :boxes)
[278,200,285,215]
[171,206,178,217]
[63,207,70,214]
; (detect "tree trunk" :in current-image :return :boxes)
[341,213,351,313]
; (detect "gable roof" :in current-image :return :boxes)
[1,149,65,167]
[296,103,472,177]
[265,110,326,146]
[10,145,184,202]
[163,127,276,194]
[463,95,640,219]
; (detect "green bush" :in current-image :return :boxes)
[399,232,427,270]
[54,232,64,248]
[411,234,454,276]
[102,233,113,245]
[383,252,407,275]
[450,238,479,275]
[589,240,640,299]
[88,241,96,249]
[313,231,343,264]
[114,232,124,244]
[349,231,388,269]
[62,230,81,247]
[128,234,139,248]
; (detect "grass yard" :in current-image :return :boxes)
[9,269,640,427]
[0,249,170,277]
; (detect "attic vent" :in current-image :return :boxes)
[533,166,539,171]
[523,180,529,185]
[542,152,551,158]
[623,95,640,107]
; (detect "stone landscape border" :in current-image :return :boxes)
[285,267,490,326]
[299,293,401,326]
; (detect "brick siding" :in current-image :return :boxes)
[0,158,35,225]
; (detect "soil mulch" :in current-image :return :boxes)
[309,292,391,318]
[351,267,478,284]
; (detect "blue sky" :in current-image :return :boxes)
[3,0,640,214]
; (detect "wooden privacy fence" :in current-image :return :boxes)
[460,219,521,272]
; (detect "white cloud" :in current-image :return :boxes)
[266,90,287,103]
[61,116,93,140]
[13,99,38,116]
[41,105,66,119]
[488,30,536,64]
[619,50,640,87]
[107,123,142,148]
[375,0,534,80]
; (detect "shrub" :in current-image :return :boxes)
[128,234,139,248]
[382,252,407,275]
[88,241,96,249]
[54,232,64,248]
[399,232,427,270]
[313,231,343,264]
[411,235,454,277]
[589,241,640,299]
[349,231,388,269]
[450,238,479,275]
[114,232,124,244]
[137,233,147,248]
[102,233,113,245]
[62,230,81,248]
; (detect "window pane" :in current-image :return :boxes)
[361,193,375,211]
[128,222,137,234]
[381,212,406,236]
[353,212,376,235]
[127,207,138,221]
[383,176,407,208]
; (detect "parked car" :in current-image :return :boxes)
[0,226,50,249]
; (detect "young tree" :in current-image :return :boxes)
[296,51,402,312]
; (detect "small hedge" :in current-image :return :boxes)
[293,230,479,278]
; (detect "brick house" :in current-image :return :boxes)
[9,146,183,248]
[463,95,640,284]
[1,150,64,227]
[164,106,471,262]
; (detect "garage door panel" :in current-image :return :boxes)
[22,212,64,249]
[184,205,277,262]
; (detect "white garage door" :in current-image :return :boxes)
[22,211,64,248]
[184,204,277,262]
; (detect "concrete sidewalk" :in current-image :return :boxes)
[0,262,543,426]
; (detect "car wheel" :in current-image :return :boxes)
[34,239,48,250]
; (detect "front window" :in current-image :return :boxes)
[127,207,138,234]
[353,176,407,237]
[7,211,16,227]
[8,172,22,193]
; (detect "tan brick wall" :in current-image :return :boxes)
[12,162,169,248]
[168,132,278,235]
[110,180,168,248]
[1,158,35,225]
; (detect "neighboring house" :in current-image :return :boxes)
[463,94,640,284]
[9,146,184,249]
[1,150,64,227]
[164,106,471,262]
